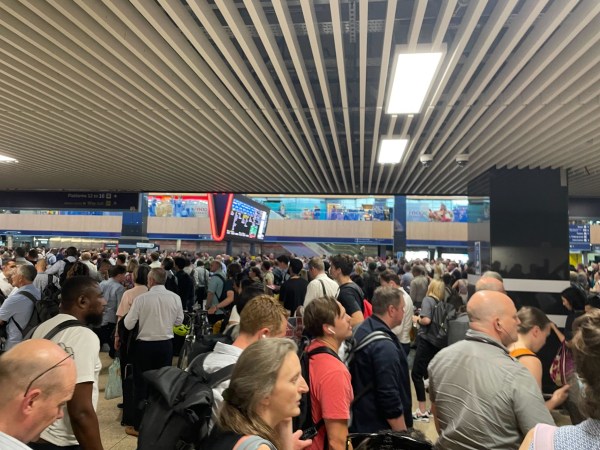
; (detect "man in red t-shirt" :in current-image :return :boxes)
[303,296,354,450]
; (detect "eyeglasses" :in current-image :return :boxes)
[23,343,74,397]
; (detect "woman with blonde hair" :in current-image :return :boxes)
[205,338,309,450]
[411,279,445,422]
[508,306,569,410]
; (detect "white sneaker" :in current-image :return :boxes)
[412,408,431,422]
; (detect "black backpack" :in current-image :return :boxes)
[40,275,61,317]
[186,326,235,364]
[293,338,343,441]
[427,298,457,348]
[17,278,63,338]
[138,353,235,450]
[165,270,179,293]
[59,260,75,287]
[212,273,227,302]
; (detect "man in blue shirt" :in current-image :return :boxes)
[349,286,413,433]
[0,265,40,350]
[97,265,126,358]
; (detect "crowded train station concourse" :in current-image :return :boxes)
[1,1,600,449]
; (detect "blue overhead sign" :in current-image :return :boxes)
[569,224,590,251]
[0,191,140,211]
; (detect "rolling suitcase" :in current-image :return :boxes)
[121,364,135,426]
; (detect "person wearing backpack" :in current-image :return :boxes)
[29,276,107,450]
[410,279,447,422]
[202,295,288,429]
[380,270,414,358]
[300,296,353,450]
[208,263,242,317]
[45,246,78,281]
[0,265,40,351]
[349,286,412,434]
[207,259,227,323]
[135,295,288,450]
[194,259,210,306]
[330,254,365,328]
[204,338,310,450]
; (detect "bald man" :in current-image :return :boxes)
[447,272,507,346]
[427,291,553,450]
[0,339,76,449]
[474,271,505,293]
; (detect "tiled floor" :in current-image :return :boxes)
[97,353,138,449]
[96,351,568,449]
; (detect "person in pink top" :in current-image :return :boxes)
[115,264,150,384]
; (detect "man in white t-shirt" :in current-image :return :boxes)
[0,339,77,450]
[380,269,414,357]
[304,257,339,306]
[30,276,106,450]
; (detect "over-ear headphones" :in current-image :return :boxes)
[327,327,336,335]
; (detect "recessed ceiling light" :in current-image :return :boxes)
[386,51,443,114]
[0,155,18,163]
[378,138,409,164]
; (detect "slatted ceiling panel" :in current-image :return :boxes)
[393,0,489,194]
[366,0,396,192]
[300,0,348,192]
[212,0,322,192]
[243,2,332,191]
[271,1,340,193]
[1,0,600,196]
[330,0,355,192]
[105,2,300,190]
[408,0,547,180]
[376,0,426,193]
[428,0,600,194]
[405,0,587,194]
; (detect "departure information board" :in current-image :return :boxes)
[569,224,590,251]
[226,196,269,241]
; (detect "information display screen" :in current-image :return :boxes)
[569,224,590,251]
[225,195,269,241]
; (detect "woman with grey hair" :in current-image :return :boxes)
[205,338,310,450]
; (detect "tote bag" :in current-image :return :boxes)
[105,357,123,400]
[549,341,574,387]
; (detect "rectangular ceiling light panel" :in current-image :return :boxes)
[378,138,409,164]
[0,154,17,163]
[386,51,443,114]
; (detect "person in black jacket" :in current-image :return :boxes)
[173,257,195,312]
[279,258,308,315]
[349,286,413,433]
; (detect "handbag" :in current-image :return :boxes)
[105,357,122,400]
[549,341,574,387]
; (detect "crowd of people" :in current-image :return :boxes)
[0,245,599,450]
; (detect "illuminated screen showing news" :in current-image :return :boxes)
[225,195,270,241]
